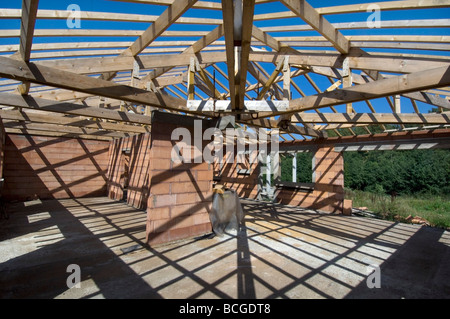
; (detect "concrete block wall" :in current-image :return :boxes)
[2,134,110,201]
[275,145,344,213]
[146,112,214,246]
[107,133,151,209]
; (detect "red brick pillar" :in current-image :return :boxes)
[312,145,344,213]
[146,112,214,246]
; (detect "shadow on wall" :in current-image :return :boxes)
[2,134,110,202]
[107,133,151,210]
[276,146,345,213]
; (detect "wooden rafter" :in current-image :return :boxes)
[286,66,450,115]
[290,113,450,125]
[0,108,150,134]
[0,56,191,114]
[280,0,350,54]
[17,0,39,95]
[0,0,448,141]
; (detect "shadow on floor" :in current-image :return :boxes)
[0,197,449,299]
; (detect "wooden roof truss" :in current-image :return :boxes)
[0,0,449,141]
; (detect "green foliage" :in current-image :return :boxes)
[348,189,450,229]
[343,149,450,196]
[280,152,313,183]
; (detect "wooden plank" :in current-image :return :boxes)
[286,66,450,114]
[4,128,114,141]
[17,0,39,95]
[290,112,450,125]
[221,0,236,110]
[260,19,450,32]
[316,0,450,15]
[248,51,449,74]
[274,35,450,43]
[0,93,154,125]
[3,121,127,138]
[186,100,289,112]
[280,0,349,54]
[0,108,150,133]
[194,59,222,99]
[18,0,39,62]
[350,42,450,52]
[243,118,326,138]
[256,57,285,99]
[0,29,143,38]
[124,0,198,57]
[237,0,256,110]
[35,51,227,75]
[108,0,221,10]
[0,8,219,25]
[140,24,224,83]
[32,49,446,78]
[0,56,189,114]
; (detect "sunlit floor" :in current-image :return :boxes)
[0,197,449,299]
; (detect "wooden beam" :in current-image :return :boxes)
[124,0,198,57]
[279,129,450,152]
[140,24,224,83]
[3,121,127,138]
[260,19,450,32]
[91,0,198,84]
[342,56,353,113]
[0,108,150,133]
[256,57,285,100]
[0,93,154,125]
[286,66,450,114]
[290,112,450,125]
[108,0,221,10]
[187,57,196,99]
[18,0,39,61]
[4,128,115,141]
[30,49,448,77]
[17,0,39,95]
[237,0,256,111]
[280,0,350,54]
[194,58,222,99]
[0,8,222,24]
[249,50,449,74]
[0,56,190,114]
[221,0,236,110]
[243,118,326,138]
[316,0,450,15]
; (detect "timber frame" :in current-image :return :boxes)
[0,0,449,142]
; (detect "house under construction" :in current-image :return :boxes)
[0,0,449,299]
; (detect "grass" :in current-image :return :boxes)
[345,189,450,230]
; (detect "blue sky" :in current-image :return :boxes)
[0,0,449,118]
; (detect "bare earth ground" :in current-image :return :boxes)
[0,197,449,299]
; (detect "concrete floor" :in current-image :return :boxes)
[0,197,449,299]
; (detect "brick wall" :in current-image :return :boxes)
[2,134,110,201]
[106,133,151,210]
[146,112,214,246]
[275,145,344,213]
